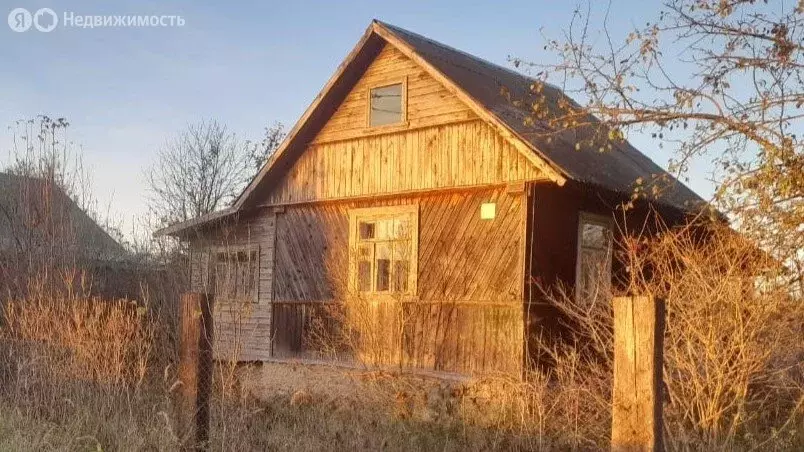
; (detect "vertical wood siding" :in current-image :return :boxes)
[188,209,276,361]
[267,120,546,204]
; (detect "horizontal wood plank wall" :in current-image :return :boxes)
[272,187,524,374]
[268,120,545,205]
[314,43,475,143]
[188,209,276,361]
[263,42,546,206]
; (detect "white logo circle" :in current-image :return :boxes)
[33,8,57,32]
[7,7,32,32]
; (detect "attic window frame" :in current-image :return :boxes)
[366,78,408,128]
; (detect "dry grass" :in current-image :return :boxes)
[526,220,804,450]
[0,276,175,451]
[0,222,802,451]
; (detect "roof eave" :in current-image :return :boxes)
[232,22,380,211]
[152,207,237,238]
[371,21,569,187]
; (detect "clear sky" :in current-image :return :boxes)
[1,0,711,236]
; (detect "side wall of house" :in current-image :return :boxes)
[188,209,276,361]
[272,186,525,374]
[522,183,686,366]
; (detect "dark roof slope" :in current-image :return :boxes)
[156,20,710,237]
[379,21,706,211]
[0,172,127,260]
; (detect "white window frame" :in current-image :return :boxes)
[575,212,613,303]
[366,78,408,128]
[210,244,260,304]
[348,205,419,297]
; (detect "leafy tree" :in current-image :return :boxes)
[516,0,803,288]
[249,121,286,173]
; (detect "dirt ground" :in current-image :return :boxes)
[241,361,376,402]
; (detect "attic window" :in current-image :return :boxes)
[369,82,405,127]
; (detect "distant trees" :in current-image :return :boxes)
[146,120,285,229]
[516,0,803,288]
[249,121,285,174]
[6,116,92,209]
[146,120,248,228]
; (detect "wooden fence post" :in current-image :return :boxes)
[612,296,665,452]
[178,292,214,450]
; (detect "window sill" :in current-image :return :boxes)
[362,120,410,135]
[214,297,258,306]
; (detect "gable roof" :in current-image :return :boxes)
[0,172,126,260]
[375,21,704,211]
[156,20,707,237]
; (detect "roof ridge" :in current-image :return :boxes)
[376,20,540,84]
[0,171,48,184]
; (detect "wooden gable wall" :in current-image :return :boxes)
[263,43,547,205]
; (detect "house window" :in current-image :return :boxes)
[214,247,259,302]
[576,214,612,302]
[349,205,418,295]
[368,82,405,127]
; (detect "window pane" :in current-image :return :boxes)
[357,244,373,292]
[393,240,411,264]
[359,222,375,240]
[579,249,610,301]
[247,259,257,297]
[582,222,610,249]
[393,218,410,239]
[375,219,394,240]
[236,262,244,297]
[375,242,391,292]
[247,251,258,298]
[369,84,403,126]
[215,261,228,296]
[393,259,409,292]
[358,261,372,292]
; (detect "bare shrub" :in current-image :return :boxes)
[0,274,155,387]
[625,222,804,449]
[526,220,804,450]
[0,273,177,451]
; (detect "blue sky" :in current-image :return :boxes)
[1,0,710,235]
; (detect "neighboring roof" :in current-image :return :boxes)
[157,20,707,237]
[0,172,127,260]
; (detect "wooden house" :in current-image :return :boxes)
[156,21,705,375]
